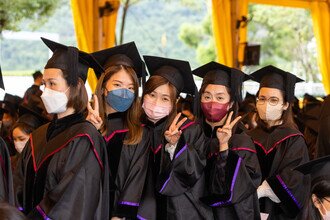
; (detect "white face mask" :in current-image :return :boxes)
[41,87,69,114]
[14,141,27,153]
[256,102,284,122]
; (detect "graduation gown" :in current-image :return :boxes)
[0,137,14,204]
[138,117,213,220]
[317,95,330,157]
[104,112,150,219]
[200,121,262,220]
[247,125,310,219]
[14,113,110,220]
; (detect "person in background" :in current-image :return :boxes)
[87,42,150,220]
[14,37,109,220]
[0,137,14,205]
[11,105,45,170]
[316,95,330,157]
[0,94,22,156]
[138,56,212,220]
[23,70,43,105]
[295,155,330,220]
[248,65,310,219]
[193,61,261,219]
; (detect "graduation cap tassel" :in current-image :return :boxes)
[231,69,245,103]
[67,47,79,86]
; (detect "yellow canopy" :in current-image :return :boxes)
[212,0,330,94]
[71,0,120,92]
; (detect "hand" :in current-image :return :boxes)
[164,113,187,145]
[217,111,241,151]
[111,217,123,220]
[257,180,280,203]
[86,94,103,130]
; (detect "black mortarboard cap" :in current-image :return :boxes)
[41,37,104,86]
[295,155,330,187]
[143,56,195,95]
[250,65,303,102]
[192,61,250,103]
[0,93,23,115]
[0,64,4,90]
[18,103,49,125]
[91,42,146,79]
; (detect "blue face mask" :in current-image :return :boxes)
[106,88,135,112]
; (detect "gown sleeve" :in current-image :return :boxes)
[266,135,310,218]
[112,130,150,219]
[156,122,207,196]
[0,137,14,205]
[26,136,109,220]
[200,132,262,219]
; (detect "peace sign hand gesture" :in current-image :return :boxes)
[216,111,241,152]
[86,94,103,130]
[165,113,187,146]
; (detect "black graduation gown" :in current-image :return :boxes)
[200,121,262,220]
[317,95,330,157]
[14,113,110,220]
[138,117,213,220]
[0,137,14,204]
[247,125,310,220]
[104,112,150,219]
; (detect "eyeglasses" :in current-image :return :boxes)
[256,97,281,106]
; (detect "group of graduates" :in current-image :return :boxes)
[0,37,330,220]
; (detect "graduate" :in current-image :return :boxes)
[87,42,150,219]
[295,155,330,220]
[14,38,109,220]
[193,62,262,219]
[0,138,14,205]
[138,56,212,220]
[247,65,310,219]
[0,65,14,205]
[316,95,330,157]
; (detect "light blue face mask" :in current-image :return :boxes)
[106,88,135,112]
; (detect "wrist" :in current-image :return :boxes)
[219,143,229,152]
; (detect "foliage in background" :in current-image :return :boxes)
[0,0,60,33]
[179,4,320,82]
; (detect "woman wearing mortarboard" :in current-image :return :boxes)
[137,56,212,220]
[13,38,110,220]
[86,42,151,220]
[247,65,310,219]
[192,62,262,219]
[295,155,330,219]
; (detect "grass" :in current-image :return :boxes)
[2,70,34,76]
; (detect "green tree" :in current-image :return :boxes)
[0,0,60,33]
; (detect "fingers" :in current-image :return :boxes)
[225,111,233,126]
[170,113,182,129]
[176,117,187,129]
[93,94,99,112]
[87,101,93,112]
[229,115,242,127]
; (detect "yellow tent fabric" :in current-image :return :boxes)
[310,1,330,94]
[211,0,248,67]
[71,0,120,92]
[212,0,330,94]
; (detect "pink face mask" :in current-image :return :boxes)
[142,99,172,122]
[201,101,229,122]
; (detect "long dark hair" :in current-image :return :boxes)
[142,75,178,132]
[95,65,143,145]
[255,89,298,130]
[303,180,330,220]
